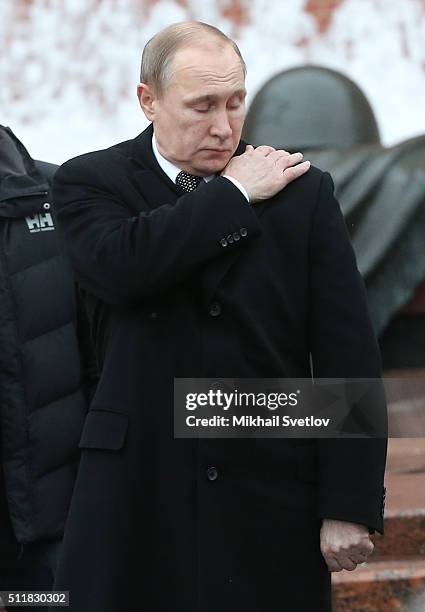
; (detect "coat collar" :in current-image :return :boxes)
[129,123,182,211]
[129,122,249,211]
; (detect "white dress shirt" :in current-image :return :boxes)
[151,135,250,202]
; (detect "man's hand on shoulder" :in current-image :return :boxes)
[221,144,310,203]
[320,519,374,572]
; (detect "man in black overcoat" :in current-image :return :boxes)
[51,21,387,612]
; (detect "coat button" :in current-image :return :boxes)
[150,311,158,318]
[207,467,218,481]
[227,234,234,244]
[209,302,222,317]
[233,232,241,241]
[43,202,51,210]
[240,227,248,237]
[220,238,228,247]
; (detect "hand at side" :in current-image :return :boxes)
[320,519,374,572]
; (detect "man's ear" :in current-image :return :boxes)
[137,83,156,121]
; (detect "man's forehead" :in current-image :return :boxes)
[171,43,245,82]
[183,88,247,105]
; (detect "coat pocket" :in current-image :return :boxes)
[79,410,128,450]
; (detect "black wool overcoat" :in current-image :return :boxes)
[51,124,387,612]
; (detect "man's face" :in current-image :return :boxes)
[139,42,247,176]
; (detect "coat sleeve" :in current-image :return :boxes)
[309,171,387,534]
[53,154,261,306]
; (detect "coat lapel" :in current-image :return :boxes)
[128,124,265,302]
[129,123,185,212]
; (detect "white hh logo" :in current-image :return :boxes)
[25,210,55,233]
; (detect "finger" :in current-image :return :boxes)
[352,539,374,557]
[267,150,292,164]
[276,151,304,169]
[270,149,297,161]
[348,553,368,565]
[282,160,311,184]
[324,556,343,572]
[364,539,374,555]
[245,144,254,153]
[254,144,276,156]
[268,149,291,159]
[338,556,357,572]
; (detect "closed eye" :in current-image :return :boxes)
[228,96,245,110]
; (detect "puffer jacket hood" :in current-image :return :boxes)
[0,125,50,209]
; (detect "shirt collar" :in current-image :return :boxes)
[152,133,215,184]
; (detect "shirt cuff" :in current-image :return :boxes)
[222,175,250,203]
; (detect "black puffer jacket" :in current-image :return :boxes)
[0,126,92,545]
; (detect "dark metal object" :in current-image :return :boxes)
[243,65,380,150]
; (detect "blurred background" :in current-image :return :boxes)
[1,1,425,610]
[1,0,425,163]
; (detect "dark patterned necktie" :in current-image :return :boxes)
[176,171,203,192]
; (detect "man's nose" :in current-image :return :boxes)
[210,110,233,140]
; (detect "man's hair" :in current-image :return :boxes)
[140,21,246,96]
